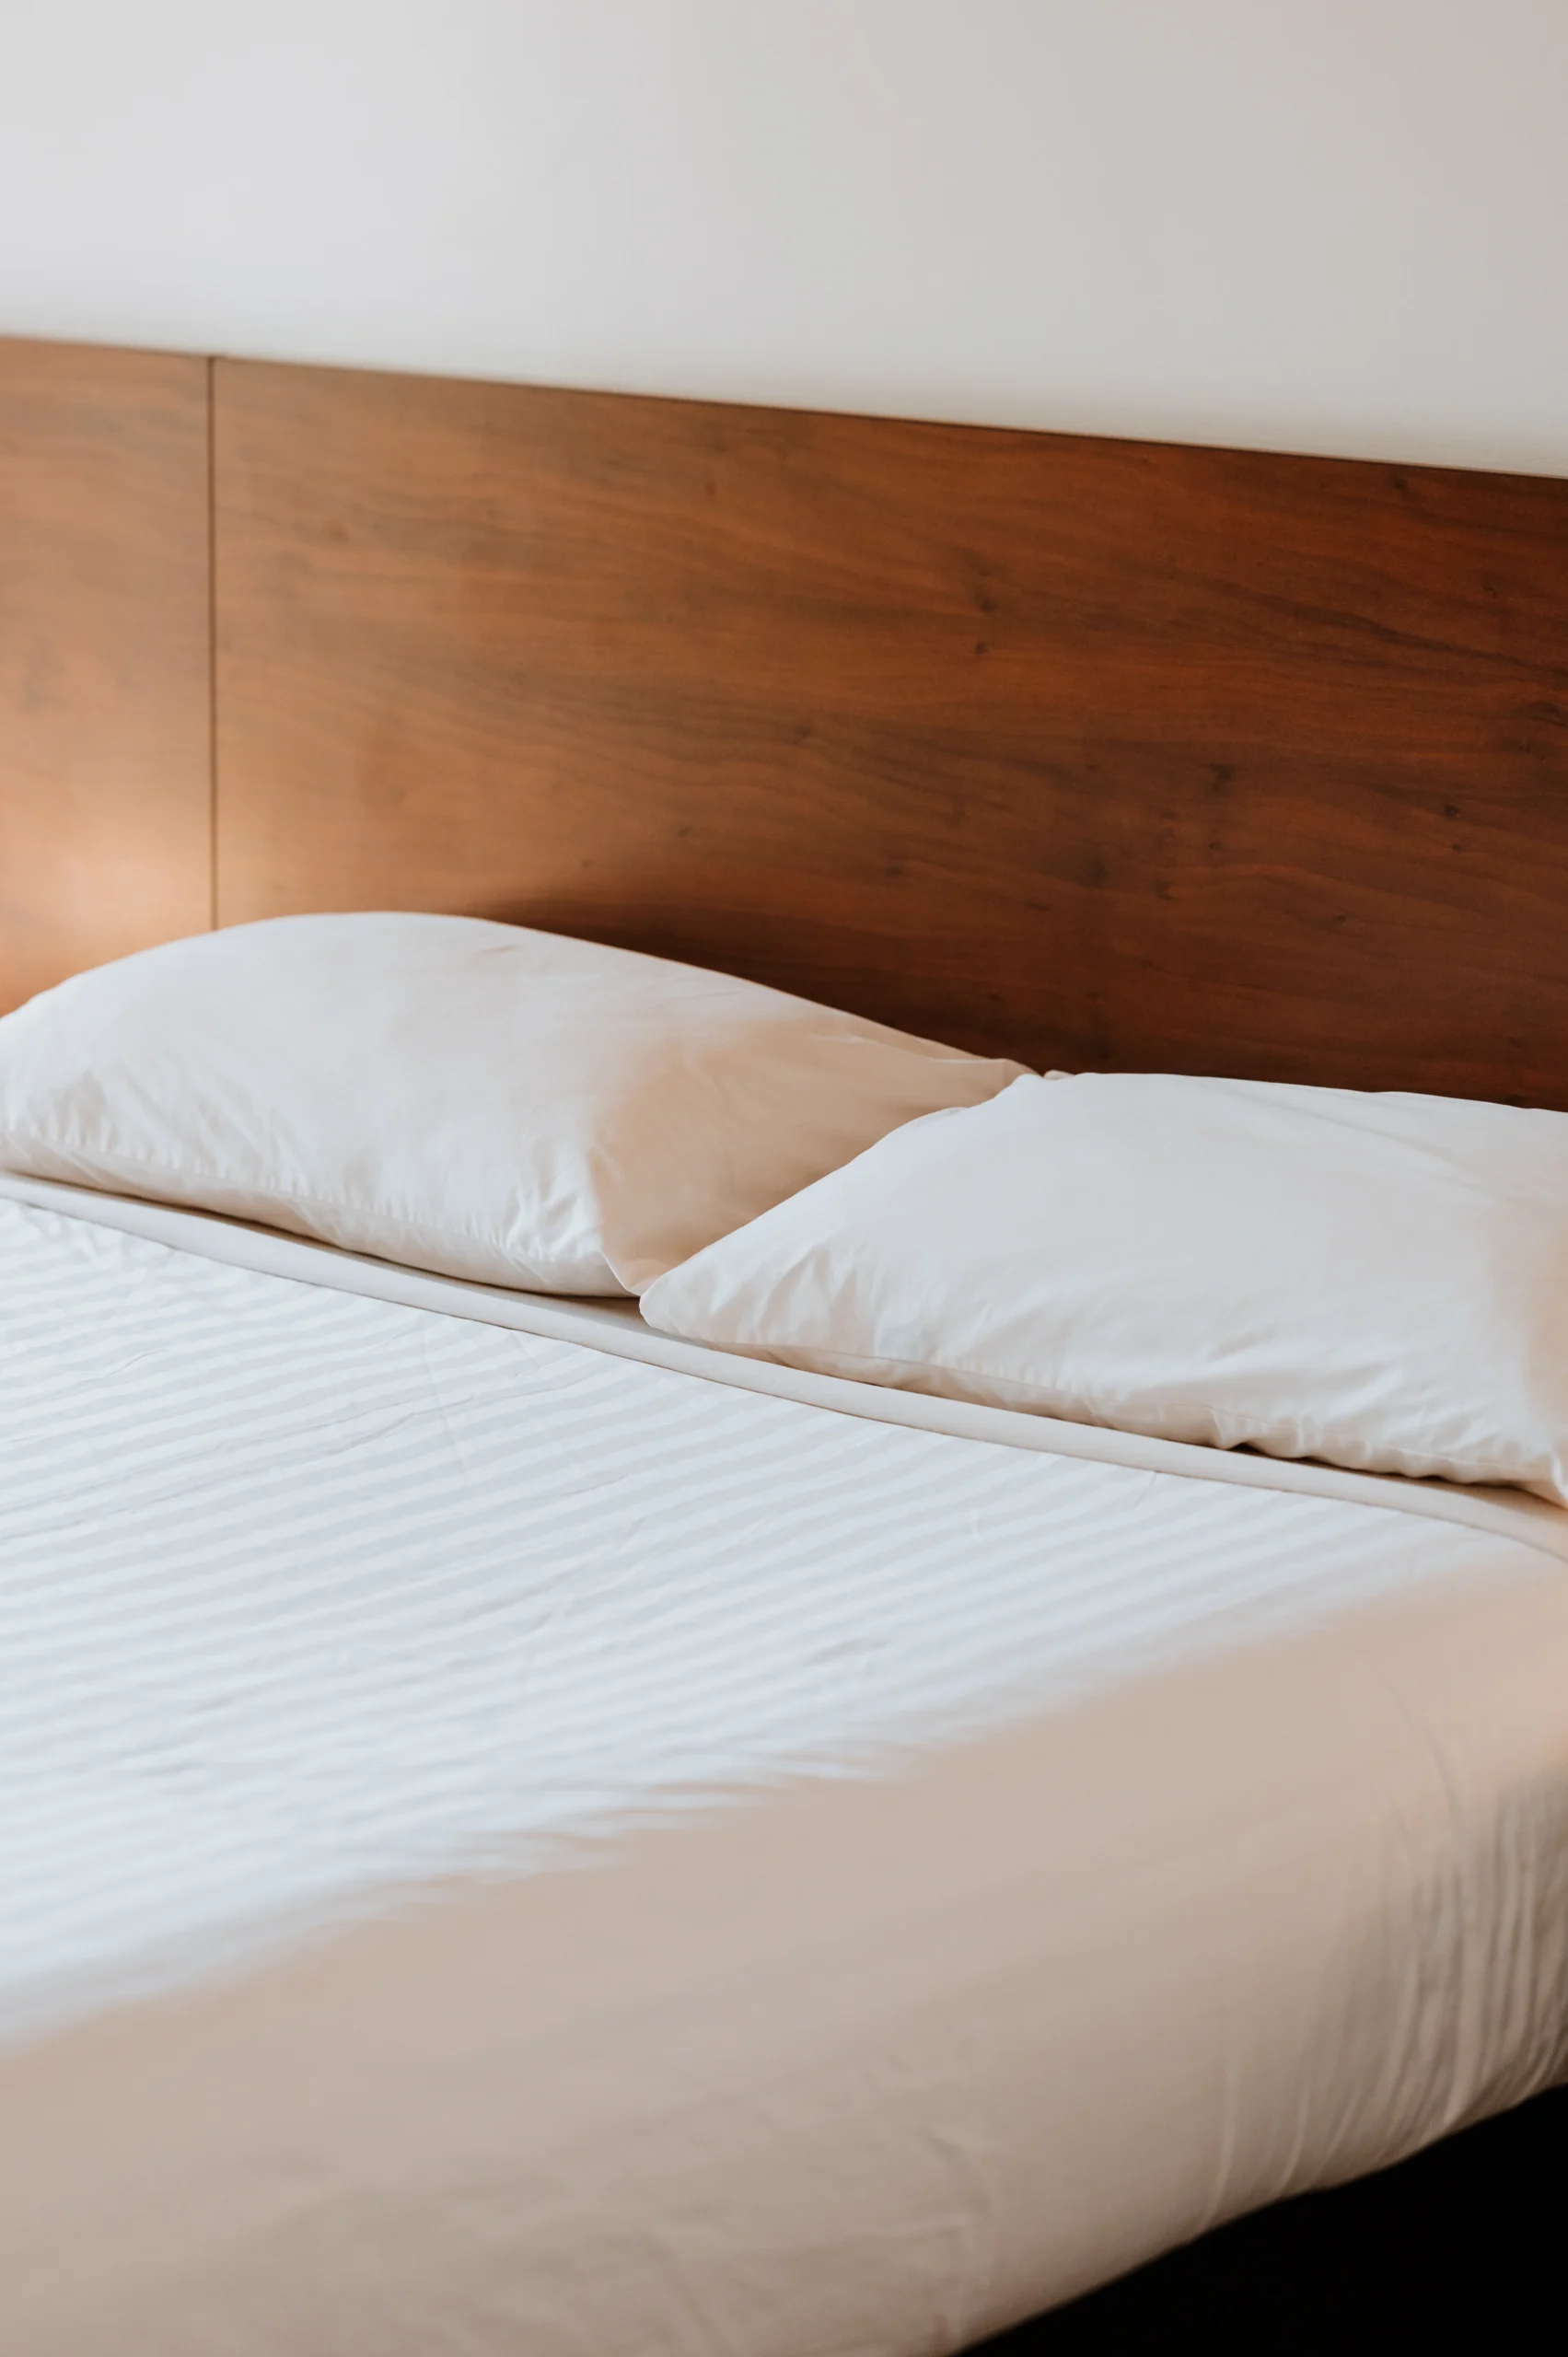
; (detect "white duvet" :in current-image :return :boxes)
[3,1176,1567,2355]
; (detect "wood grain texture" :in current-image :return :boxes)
[214,358,1568,1105]
[0,338,211,1011]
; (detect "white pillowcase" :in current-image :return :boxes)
[0,914,1027,1295]
[642,1072,1568,1502]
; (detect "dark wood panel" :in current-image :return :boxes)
[215,359,1568,1106]
[0,338,211,1011]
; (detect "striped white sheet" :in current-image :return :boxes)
[4,1183,1568,2356]
[0,1186,1549,2039]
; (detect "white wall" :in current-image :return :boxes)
[2,0,1565,475]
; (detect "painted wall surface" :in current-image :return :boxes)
[1,1,1564,473]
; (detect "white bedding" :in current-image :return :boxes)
[4,1175,1568,2354]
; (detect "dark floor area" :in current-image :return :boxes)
[973,2082,1567,2352]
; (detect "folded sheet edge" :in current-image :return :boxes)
[5,1169,1564,1564]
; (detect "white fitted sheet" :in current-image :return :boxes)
[3,1175,1568,2353]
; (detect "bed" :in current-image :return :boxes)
[3,333,1568,2355]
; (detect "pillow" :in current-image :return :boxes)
[0,914,1028,1295]
[641,1071,1568,1502]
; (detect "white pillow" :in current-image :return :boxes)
[641,1072,1568,1502]
[0,914,1028,1295]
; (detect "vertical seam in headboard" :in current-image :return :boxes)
[205,354,218,934]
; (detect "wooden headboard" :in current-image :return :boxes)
[6,336,1568,1106]
[0,340,211,1010]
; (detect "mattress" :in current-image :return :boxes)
[3,1173,1567,2355]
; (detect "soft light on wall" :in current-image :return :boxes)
[0,0,1564,473]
